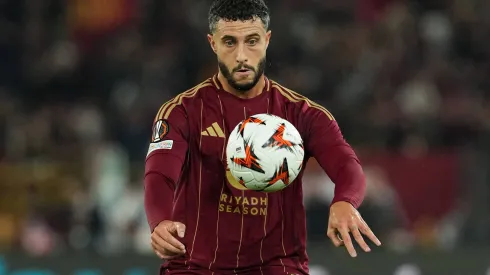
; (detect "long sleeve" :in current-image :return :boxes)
[301,107,366,208]
[144,105,189,231]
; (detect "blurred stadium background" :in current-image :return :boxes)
[0,0,490,274]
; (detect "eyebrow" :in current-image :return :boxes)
[245,33,260,39]
[221,33,261,41]
[221,35,236,41]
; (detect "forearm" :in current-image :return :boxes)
[144,172,175,231]
[144,153,184,231]
[304,115,366,208]
[314,145,365,209]
[328,159,365,208]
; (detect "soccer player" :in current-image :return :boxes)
[144,0,381,274]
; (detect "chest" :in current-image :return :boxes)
[193,94,297,162]
[184,93,303,201]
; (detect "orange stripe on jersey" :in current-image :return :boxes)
[154,79,211,121]
[272,82,335,121]
[265,77,271,92]
[154,91,189,122]
[212,75,221,90]
[163,82,212,119]
[283,84,335,120]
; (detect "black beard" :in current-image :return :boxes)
[218,57,266,92]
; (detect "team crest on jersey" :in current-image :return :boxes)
[151,120,170,143]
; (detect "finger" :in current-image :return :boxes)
[165,222,186,238]
[151,239,182,259]
[336,233,344,244]
[154,227,186,251]
[326,227,342,247]
[173,222,186,238]
[359,221,381,246]
[350,224,371,252]
[151,241,178,259]
[152,233,185,254]
[151,241,170,259]
[161,239,186,255]
[162,230,186,251]
[151,237,179,255]
[338,226,357,257]
[151,242,165,259]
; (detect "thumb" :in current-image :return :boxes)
[172,222,186,238]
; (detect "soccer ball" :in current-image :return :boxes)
[226,114,305,192]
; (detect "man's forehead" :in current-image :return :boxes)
[215,19,266,37]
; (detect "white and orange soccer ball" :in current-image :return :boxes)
[226,114,305,192]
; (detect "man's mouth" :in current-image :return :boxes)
[237,69,250,72]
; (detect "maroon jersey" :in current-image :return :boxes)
[145,75,366,275]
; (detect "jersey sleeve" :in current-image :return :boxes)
[299,104,366,208]
[144,105,189,231]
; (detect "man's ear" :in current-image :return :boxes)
[208,34,217,54]
[265,30,271,50]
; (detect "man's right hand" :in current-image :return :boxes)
[151,220,186,259]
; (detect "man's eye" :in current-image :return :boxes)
[248,39,258,45]
[225,40,234,46]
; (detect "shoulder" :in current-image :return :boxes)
[153,79,214,121]
[269,79,335,121]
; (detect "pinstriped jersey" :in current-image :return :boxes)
[146,75,359,275]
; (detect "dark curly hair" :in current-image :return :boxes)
[208,0,270,33]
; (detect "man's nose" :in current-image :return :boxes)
[235,43,248,64]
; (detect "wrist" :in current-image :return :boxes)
[331,197,359,209]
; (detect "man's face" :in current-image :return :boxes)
[208,19,271,92]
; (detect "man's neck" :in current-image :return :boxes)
[217,72,265,99]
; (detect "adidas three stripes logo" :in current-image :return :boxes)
[201,122,225,138]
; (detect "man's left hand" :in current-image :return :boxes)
[326,201,381,257]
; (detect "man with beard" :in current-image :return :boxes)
[144,0,381,274]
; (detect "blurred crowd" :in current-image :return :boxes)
[0,0,489,257]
